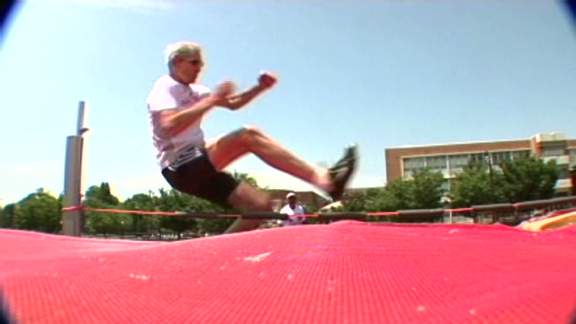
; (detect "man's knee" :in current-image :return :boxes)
[223,125,264,149]
[239,124,263,141]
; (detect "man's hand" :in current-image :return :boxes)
[215,73,276,111]
[161,80,235,136]
[215,80,236,100]
[258,71,278,89]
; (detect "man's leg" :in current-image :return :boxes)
[224,181,273,234]
[206,125,357,201]
[162,152,273,235]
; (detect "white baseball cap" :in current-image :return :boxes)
[286,192,296,199]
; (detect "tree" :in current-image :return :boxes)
[0,203,17,228]
[409,168,446,209]
[339,169,445,223]
[86,182,120,205]
[383,168,445,211]
[194,204,235,236]
[84,183,125,237]
[155,188,199,239]
[231,171,260,187]
[381,179,413,211]
[122,191,160,236]
[342,188,386,213]
[14,188,62,233]
[499,156,559,202]
[450,161,505,207]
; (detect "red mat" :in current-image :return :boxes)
[1,221,575,324]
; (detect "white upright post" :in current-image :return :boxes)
[62,102,89,236]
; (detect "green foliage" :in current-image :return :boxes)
[340,168,445,223]
[450,161,505,207]
[86,182,120,205]
[0,158,564,234]
[155,188,199,238]
[231,171,259,187]
[409,168,445,209]
[83,183,126,237]
[345,168,444,211]
[0,203,17,228]
[196,215,236,236]
[381,169,445,223]
[13,188,62,233]
[498,156,559,202]
[450,157,560,206]
[122,191,161,235]
[343,188,387,213]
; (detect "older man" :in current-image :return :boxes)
[280,192,307,226]
[146,41,357,233]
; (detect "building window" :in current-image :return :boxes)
[448,154,469,168]
[425,155,447,170]
[404,157,425,171]
[511,150,531,160]
[570,149,576,164]
[558,169,569,179]
[541,146,565,157]
[470,152,489,164]
[490,151,512,164]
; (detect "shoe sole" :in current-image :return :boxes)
[329,146,358,201]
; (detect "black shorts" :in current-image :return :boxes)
[161,147,240,207]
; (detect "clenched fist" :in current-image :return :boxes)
[215,80,236,99]
[258,71,278,89]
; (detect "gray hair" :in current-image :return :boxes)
[164,41,202,71]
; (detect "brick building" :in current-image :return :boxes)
[385,132,576,195]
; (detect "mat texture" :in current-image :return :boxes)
[1,221,575,324]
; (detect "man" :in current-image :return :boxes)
[280,192,307,226]
[146,41,357,233]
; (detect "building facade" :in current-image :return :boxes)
[385,133,576,195]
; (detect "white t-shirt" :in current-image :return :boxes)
[280,204,307,226]
[146,75,212,169]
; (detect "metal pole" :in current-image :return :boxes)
[77,101,89,200]
[62,136,82,236]
[62,102,89,236]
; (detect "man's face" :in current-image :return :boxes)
[288,196,297,205]
[174,52,204,83]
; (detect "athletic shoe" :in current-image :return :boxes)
[327,144,358,202]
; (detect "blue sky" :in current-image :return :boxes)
[1,0,575,204]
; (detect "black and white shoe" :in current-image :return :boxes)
[327,144,358,202]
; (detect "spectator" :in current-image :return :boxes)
[280,192,307,226]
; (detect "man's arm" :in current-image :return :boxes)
[218,71,277,111]
[160,81,234,136]
[219,84,268,111]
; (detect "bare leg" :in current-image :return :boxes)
[206,125,331,191]
[223,181,273,234]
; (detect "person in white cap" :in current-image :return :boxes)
[280,192,307,226]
